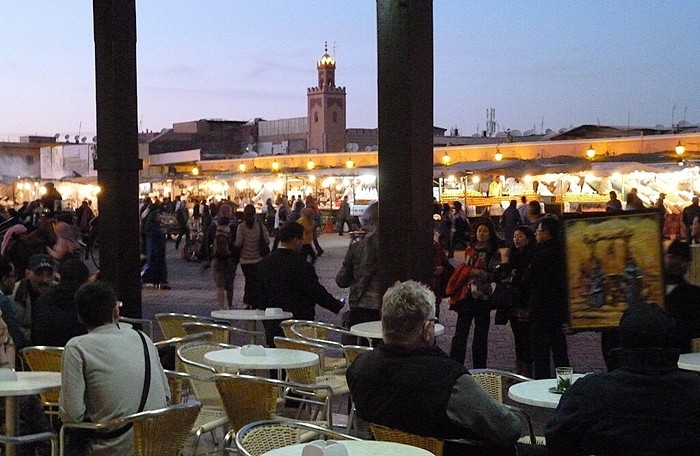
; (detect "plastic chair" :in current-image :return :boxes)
[58,402,201,456]
[155,312,215,339]
[235,419,361,456]
[370,423,445,456]
[20,346,64,423]
[468,368,542,445]
[213,373,335,454]
[182,321,263,346]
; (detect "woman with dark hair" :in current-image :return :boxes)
[140,203,170,289]
[448,218,501,368]
[234,204,270,308]
[494,225,536,377]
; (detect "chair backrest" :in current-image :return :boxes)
[20,346,64,404]
[155,313,213,339]
[468,368,532,403]
[134,403,202,455]
[118,316,154,340]
[273,337,322,383]
[279,319,308,339]
[343,345,372,365]
[163,370,185,405]
[154,332,213,373]
[59,402,202,456]
[370,423,444,456]
[213,373,283,434]
[182,321,232,344]
[178,341,237,407]
[235,419,361,456]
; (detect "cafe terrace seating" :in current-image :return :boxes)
[58,401,201,456]
[235,419,361,456]
[212,373,334,454]
[342,345,373,434]
[468,368,542,445]
[370,423,445,456]
[155,312,216,339]
[273,337,350,426]
[182,321,263,346]
[274,332,346,375]
[19,346,64,424]
[288,320,374,349]
[0,432,58,456]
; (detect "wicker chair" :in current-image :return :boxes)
[468,368,542,445]
[0,431,58,456]
[182,321,263,346]
[290,320,374,349]
[20,346,64,423]
[235,419,361,456]
[370,423,445,456]
[342,345,373,434]
[273,335,346,375]
[155,312,214,339]
[58,402,201,456]
[118,316,155,340]
[273,337,349,426]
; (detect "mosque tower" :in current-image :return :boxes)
[307,43,347,153]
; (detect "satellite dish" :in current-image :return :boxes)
[346,143,359,152]
[655,124,665,129]
[511,129,522,136]
[53,133,60,140]
[495,132,507,138]
[74,135,80,143]
[64,134,70,141]
[81,137,87,143]
[92,136,97,143]
[370,145,378,151]
[364,146,372,151]
[545,128,553,134]
[558,127,568,133]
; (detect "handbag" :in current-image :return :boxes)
[258,222,270,257]
[490,280,512,310]
[439,261,456,297]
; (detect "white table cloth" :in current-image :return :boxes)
[507,374,585,409]
[211,309,293,343]
[204,347,318,371]
[350,320,445,340]
[260,440,433,456]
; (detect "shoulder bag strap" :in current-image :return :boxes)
[94,329,151,440]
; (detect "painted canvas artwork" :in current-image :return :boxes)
[563,212,664,330]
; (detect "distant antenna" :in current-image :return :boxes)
[486,108,496,137]
[333,41,337,60]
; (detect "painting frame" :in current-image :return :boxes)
[562,210,664,330]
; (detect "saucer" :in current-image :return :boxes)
[548,387,565,394]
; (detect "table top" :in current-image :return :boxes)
[204,347,319,370]
[211,309,293,321]
[260,440,433,456]
[350,320,445,339]
[678,352,700,371]
[0,371,62,397]
[507,374,586,409]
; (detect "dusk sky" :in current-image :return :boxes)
[2,1,699,141]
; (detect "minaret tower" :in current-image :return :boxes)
[307,42,346,153]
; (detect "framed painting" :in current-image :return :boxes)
[563,211,664,330]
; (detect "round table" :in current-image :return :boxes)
[0,371,61,456]
[507,374,586,409]
[260,440,433,456]
[350,321,445,340]
[211,309,293,344]
[204,347,319,371]
[678,352,700,371]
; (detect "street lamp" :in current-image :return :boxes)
[442,152,451,165]
[238,163,246,173]
[307,160,315,170]
[676,141,685,156]
[586,145,596,159]
[271,160,280,172]
[494,149,503,161]
[346,158,355,168]
[191,166,200,176]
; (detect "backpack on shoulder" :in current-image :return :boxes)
[211,228,231,258]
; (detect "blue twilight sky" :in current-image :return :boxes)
[1,1,699,141]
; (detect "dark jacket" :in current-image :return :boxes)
[31,282,87,347]
[347,344,477,440]
[664,280,700,353]
[256,248,342,320]
[522,238,567,324]
[545,348,700,455]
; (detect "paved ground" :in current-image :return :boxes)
[142,232,607,452]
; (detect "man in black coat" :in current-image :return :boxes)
[522,216,570,379]
[663,239,700,353]
[255,221,343,346]
[545,302,700,455]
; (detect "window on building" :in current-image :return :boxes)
[332,112,337,123]
[26,155,34,166]
[314,112,318,123]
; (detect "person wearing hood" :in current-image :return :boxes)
[31,259,89,346]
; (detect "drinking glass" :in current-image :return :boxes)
[555,367,573,391]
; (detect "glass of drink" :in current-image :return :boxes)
[555,367,573,391]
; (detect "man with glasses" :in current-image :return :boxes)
[60,281,169,455]
[347,281,543,456]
